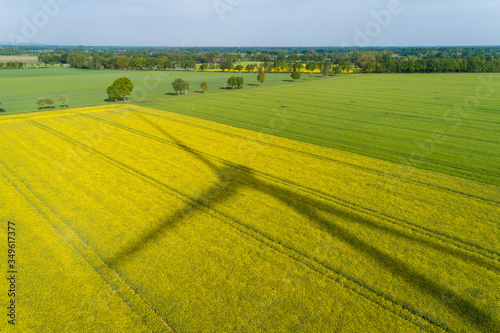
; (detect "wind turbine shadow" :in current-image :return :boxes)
[106,114,498,332]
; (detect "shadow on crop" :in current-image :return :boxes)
[105,97,128,103]
[107,114,499,332]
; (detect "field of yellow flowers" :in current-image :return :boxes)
[0,104,498,332]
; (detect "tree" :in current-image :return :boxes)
[36,98,46,109]
[107,85,120,102]
[105,56,117,69]
[273,61,287,72]
[257,69,266,86]
[156,56,168,71]
[227,76,238,89]
[234,64,244,72]
[172,78,183,95]
[292,63,304,72]
[291,70,301,81]
[66,52,89,69]
[187,60,196,71]
[58,95,69,108]
[220,60,234,72]
[358,54,376,69]
[92,53,105,69]
[171,78,189,95]
[199,63,209,71]
[306,62,317,73]
[46,98,55,108]
[323,62,331,76]
[339,60,353,73]
[110,77,134,102]
[200,81,208,93]
[145,57,157,70]
[235,76,244,89]
[116,56,127,69]
[365,62,376,73]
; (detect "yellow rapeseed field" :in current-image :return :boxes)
[0,104,498,332]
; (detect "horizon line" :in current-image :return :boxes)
[1,43,500,49]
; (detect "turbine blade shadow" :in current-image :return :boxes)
[135,113,219,172]
[108,171,238,266]
[251,179,499,332]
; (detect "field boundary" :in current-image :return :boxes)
[178,106,500,184]
[0,154,175,332]
[139,98,500,185]
[129,107,500,206]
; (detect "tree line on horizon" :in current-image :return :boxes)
[38,52,500,74]
[6,45,500,59]
[2,45,499,73]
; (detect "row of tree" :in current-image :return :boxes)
[356,55,500,73]
[34,46,500,73]
[105,70,268,103]
[47,52,200,71]
[36,95,69,109]
[21,44,500,55]
[53,53,500,74]
[55,52,335,73]
[0,62,25,69]
[0,48,24,56]
[33,46,500,74]
[32,45,500,63]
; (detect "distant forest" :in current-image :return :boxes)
[2,45,500,73]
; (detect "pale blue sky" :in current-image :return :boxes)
[1,0,499,46]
